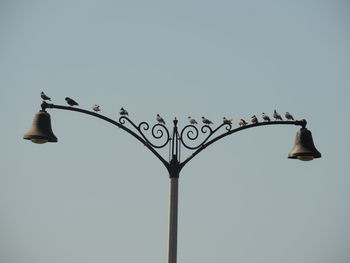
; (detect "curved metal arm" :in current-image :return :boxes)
[42,102,170,170]
[179,120,307,170]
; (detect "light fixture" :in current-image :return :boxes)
[288,128,321,161]
[23,111,57,143]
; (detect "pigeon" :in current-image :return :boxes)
[223,117,232,124]
[156,114,165,124]
[92,104,100,112]
[119,107,128,116]
[251,115,258,124]
[201,117,213,125]
[273,110,283,120]
[238,119,248,126]
[262,112,271,122]
[285,112,294,120]
[40,91,51,101]
[188,116,198,125]
[65,97,79,106]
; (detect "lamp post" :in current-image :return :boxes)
[24,101,321,263]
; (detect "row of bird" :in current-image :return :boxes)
[41,92,295,126]
[187,110,294,127]
[41,92,79,107]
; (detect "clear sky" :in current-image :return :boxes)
[1,1,350,262]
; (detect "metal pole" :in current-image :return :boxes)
[168,176,179,263]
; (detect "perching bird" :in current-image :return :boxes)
[223,117,232,124]
[65,97,78,106]
[92,104,100,112]
[238,119,248,126]
[273,110,283,120]
[251,115,258,124]
[119,107,128,116]
[156,114,165,124]
[188,116,198,125]
[201,117,213,125]
[285,112,294,120]
[40,91,51,101]
[262,112,271,122]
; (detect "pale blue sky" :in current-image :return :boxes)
[1,1,350,263]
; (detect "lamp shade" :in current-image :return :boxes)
[288,128,321,161]
[23,111,57,143]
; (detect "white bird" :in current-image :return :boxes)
[119,107,128,116]
[92,104,100,112]
[262,112,270,122]
[201,117,213,125]
[40,91,51,101]
[223,117,232,124]
[156,114,165,124]
[65,97,78,106]
[273,110,283,120]
[251,115,258,124]
[285,112,294,120]
[238,119,248,126]
[188,116,198,125]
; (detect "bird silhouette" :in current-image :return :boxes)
[119,107,128,116]
[40,92,51,101]
[65,97,78,106]
[285,112,294,120]
[238,119,248,126]
[273,110,283,120]
[251,115,258,124]
[262,112,271,122]
[201,117,213,125]
[92,104,100,112]
[156,114,165,124]
[223,117,232,124]
[188,116,198,125]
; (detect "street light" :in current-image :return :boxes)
[24,101,321,263]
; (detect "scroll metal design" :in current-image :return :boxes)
[179,122,232,150]
[119,116,170,149]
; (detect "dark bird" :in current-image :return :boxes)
[285,112,294,120]
[201,117,213,125]
[223,117,232,124]
[188,116,198,125]
[251,115,258,124]
[273,110,283,120]
[238,119,248,126]
[65,97,78,106]
[92,104,100,112]
[119,107,128,116]
[156,114,165,124]
[40,91,51,101]
[262,112,271,122]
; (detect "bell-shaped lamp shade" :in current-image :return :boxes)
[288,128,321,161]
[23,111,57,144]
